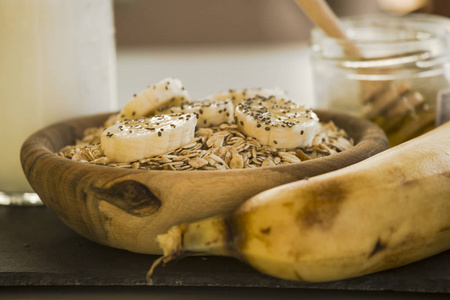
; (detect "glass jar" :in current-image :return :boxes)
[310,13,450,146]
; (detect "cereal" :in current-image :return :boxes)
[58,121,354,170]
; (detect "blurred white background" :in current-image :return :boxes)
[113,0,449,108]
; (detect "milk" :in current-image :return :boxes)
[0,0,117,197]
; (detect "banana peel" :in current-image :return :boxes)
[148,121,450,283]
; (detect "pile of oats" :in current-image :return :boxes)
[58,121,354,171]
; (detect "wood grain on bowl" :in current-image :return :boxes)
[20,110,387,254]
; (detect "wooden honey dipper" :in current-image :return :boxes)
[294,0,433,146]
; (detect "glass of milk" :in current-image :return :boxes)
[0,0,118,205]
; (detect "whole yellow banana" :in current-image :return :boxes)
[149,121,450,283]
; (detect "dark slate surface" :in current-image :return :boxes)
[1,206,449,293]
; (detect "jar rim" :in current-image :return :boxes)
[311,13,450,65]
[312,13,450,46]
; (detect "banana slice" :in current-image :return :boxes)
[208,88,286,107]
[120,78,190,121]
[157,99,234,127]
[101,113,198,163]
[235,96,320,149]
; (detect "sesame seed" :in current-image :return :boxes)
[300,130,304,135]
[265,127,270,131]
[158,131,162,137]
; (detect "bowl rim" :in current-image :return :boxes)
[22,109,388,176]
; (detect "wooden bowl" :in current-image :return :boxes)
[21,110,387,254]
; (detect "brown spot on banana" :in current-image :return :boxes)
[293,270,304,281]
[296,180,345,230]
[260,227,271,234]
[439,226,450,233]
[282,202,294,209]
[223,214,248,259]
[377,233,420,268]
[204,240,218,246]
[368,239,387,258]
[94,180,161,217]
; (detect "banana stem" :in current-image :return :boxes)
[147,251,182,285]
[147,225,184,284]
[147,215,232,284]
